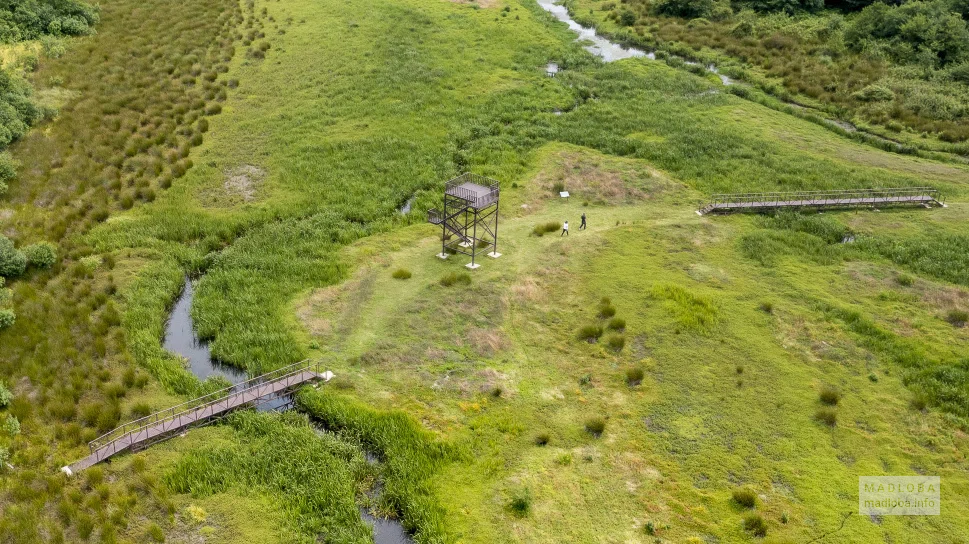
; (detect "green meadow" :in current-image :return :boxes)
[0,0,968,542]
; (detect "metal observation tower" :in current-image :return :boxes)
[427,173,501,269]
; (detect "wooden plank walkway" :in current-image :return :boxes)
[63,361,332,474]
[698,188,944,216]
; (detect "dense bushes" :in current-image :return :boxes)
[845,1,969,67]
[0,235,57,277]
[0,0,99,43]
[596,0,969,143]
[0,69,43,150]
[0,235,26,277]
[22,241,57,269]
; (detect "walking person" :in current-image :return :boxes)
[580,213,586,230]
[561,220,569,236]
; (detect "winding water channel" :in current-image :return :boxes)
[163,277,410,543]
[536,0,646,62]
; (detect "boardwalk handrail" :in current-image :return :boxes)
[700,186,943,214]
[88,359,321,454]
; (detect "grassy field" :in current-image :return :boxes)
[1,0,969,542]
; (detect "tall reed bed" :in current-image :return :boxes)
[297,388,459,544]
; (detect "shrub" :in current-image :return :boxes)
[607,317,626,331]
[439,272,471,287]
[534,432,550,446]
[584,417,606,437]
[577,324,603,342]
[0,309,13,330]
[22,242,57,269]
[0,236,26,278]
[852,84,895,102]
[508,488,531,517]
[743,513,767,537]
[391,268,412,280]
[4,414,19,437]
[945,309,968,327]
[896,273,914,286]
[819,386,841,406]
[605,333,625,352]
[0,381,11,407]
[532,221,561,236]
[732,488,756,508]
[657,0,717,18]
[619,9,636,26]
[814,408,837,427]
[625,367,644,386]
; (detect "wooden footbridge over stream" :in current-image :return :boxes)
[697,187,945,216]
[62,360,333,475]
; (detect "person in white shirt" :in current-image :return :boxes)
[561,220,569,236]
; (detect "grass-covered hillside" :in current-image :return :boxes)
[0,0,968,542]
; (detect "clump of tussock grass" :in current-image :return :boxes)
[532,221,562,237]
[584,417,606,437]
[732,488,757,509]
[391,268,412,280]
[439,272,471,287]
[814,407,837,426]
[534,432,550,446]
[598,296,617,318]
[758,301,773,314]
[625,367,644,386]
[607,317,625,331]
[651,284,717,331]
[945,309,968,327]
[743,513,767,537]
[577,324,604,343]
[508,488,532,517]
[896,273,914,287]
[605,333,625,352]
[819,386,841,406]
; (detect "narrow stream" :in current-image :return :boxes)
[536,1,913,152]
[164,277,248,384]
[536,0,645,62]
[165,278,409,543]
[399,195,415,215]
[163,277,292,410]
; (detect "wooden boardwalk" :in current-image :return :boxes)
[698,187,944,216]
[63,361,332,474]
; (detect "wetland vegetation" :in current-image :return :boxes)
[0,0,968,542]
